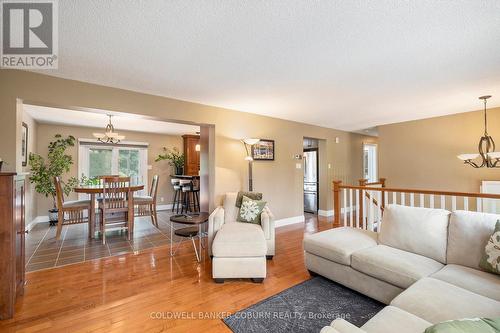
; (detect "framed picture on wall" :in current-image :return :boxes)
[22,122,28,167]
[252,139,275,161]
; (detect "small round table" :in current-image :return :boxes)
[169,212,209,262]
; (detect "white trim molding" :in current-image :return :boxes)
[275,215,305,228]
[318,205,358,217]
[318,209,334,217]
[26,216,49,232]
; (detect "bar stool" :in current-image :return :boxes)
[191,179,200,213]
[171,178,181,213]
[179,179,193,213]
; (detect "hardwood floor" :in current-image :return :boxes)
[0,213,336,333]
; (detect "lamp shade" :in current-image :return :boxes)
[457,154,479,161]
[243,138,260,145]
[487,152,500,159]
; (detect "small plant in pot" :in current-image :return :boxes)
[155,147,185,175]
[29,134,79,225]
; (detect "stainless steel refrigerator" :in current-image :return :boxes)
[303,149,318,213]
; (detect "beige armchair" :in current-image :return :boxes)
[208,192,275,283]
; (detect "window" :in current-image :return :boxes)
[78,140,148,195]
[363,143,378,183]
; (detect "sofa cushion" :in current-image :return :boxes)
[351,245,444,289]
[379,205,450,263]
[447,210,499,270]
[431,264,500,301]
[223,192,239,223]
[212,222,267,257]
[303,227,378,265]
[391,277,500,324]
[361,306,431,333]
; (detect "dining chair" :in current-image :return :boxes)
[134,175,159,227]
[98,176,132,244]
[54,176,92,240]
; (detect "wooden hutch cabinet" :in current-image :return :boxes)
[0,173,26,319]
[182,135,200,176]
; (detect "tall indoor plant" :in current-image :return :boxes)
[155,147,185,175]
[29,134,79,224]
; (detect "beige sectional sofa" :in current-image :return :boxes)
[303,204,500,333]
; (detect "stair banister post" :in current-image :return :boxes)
[333,180,342,225]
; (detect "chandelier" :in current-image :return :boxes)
[92,115,125,144]
[457,95,500,168]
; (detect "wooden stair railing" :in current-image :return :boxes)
[333,179,500,231]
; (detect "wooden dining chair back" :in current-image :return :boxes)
[54,176,92,240]
[135,175,159,227]
[99,176,132,244]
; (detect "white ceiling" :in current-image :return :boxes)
[38,1,500,131]
[24,104,200,136]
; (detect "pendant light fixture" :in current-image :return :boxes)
[457,95,500,168]
[92,115,125,144]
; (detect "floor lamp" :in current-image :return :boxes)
[241,138,260,191]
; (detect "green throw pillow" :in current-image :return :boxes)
[424,318,500,333]
[235,191,263,208]
[237,196,266,224]
[479,220,500,275]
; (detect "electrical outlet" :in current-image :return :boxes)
[296,163,302,169]
[160,197,164,202]
[328,164,331,169]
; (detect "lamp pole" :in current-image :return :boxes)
[248,160,253,191]
[242,138,260,192]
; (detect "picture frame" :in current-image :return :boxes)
[22,122,28,167]
[252,139,275,161]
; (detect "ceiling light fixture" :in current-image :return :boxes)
[92,115,125,144]
[457,95,500,168]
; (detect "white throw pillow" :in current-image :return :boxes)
[379,204,450,263]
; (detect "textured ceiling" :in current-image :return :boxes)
[38,1,500,131]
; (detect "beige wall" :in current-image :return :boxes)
[33,123,183,217]
[1,70,371,220]
[379,106,500,192]
[21,111,38,225]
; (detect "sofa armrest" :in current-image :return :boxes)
[330,319,367,333]
[208,206,224,256]
[260,206,275,240]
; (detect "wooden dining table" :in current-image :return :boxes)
[74,184,144,238]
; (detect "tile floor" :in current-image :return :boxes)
[25,211,196,272]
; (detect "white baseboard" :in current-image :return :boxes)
[318,210,334,217]
[275,215,305,228]
[26,216,49,232]
[318,205,358,217]
[156,204,173,211]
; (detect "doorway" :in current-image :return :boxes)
[303,138,319,214]
[363,143,378,183]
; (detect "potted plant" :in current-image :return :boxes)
[155,147,185,175]
[29,134,79,225]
